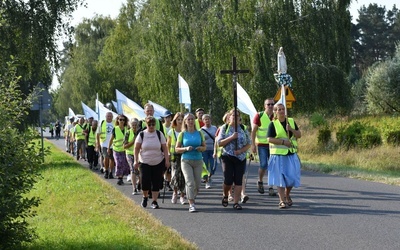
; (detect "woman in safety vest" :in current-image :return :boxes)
[167,112,187,205]
[108,114,130,185]
[267,103,301,209]
[124,118,139,195]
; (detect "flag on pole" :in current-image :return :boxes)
[237,83,257,126]
[178,74,191,112]
[112,100,119,114]
[148,100,168,119]
[81,102,98,120]
[96,99,118,122]
[68,108,76,119]
[277,84,287,116]
[115,89,145,120]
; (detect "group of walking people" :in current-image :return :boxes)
[65,99,302,212]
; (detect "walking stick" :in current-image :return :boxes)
[244,154,253,189]
[162,178,167,204]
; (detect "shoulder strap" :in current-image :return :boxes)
[140,131,144,141]
[259,111,263,118]
[201,128,215,141]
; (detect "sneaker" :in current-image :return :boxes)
[257,181,265,194]
[104,170,109,179]
[205,182,211,189]
[141,197,148,208]
[117,178,123,185]
[108,172,114,179]
[100,167,105,173]
[241,195,249,204]
[228,195,234,202]
[268,187,277,196]
[189,204,197,213]
[151,201,159,209]
[171,193,178,204]
[180,196,187,205]
[132,189,138,195]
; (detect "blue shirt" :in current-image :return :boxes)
[178,130,204,160]
[218,124,251,161]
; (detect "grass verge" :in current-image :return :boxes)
[24,141,197,250]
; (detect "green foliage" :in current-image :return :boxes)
[0,62,43,248]
[386,130,400,146]
[55,0,353,119]
[365,44,400,114]
[310,112,328,128]
[317,126,331,145]
[336,121,381,149]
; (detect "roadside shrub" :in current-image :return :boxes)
[317,125,331,145]
[310,112,328,128]
[0,62,43,249]
[336,121,381,149]
[386,130,400,146]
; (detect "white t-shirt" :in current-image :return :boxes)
[135,130,166,166]
[97,121,114,148]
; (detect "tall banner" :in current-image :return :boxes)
[148,100,168,119]
[237,83,257,126]
[81,102,98,120]
[115,89,145,120]
[68,108,76,119]
[96,99,118,122]
[178,74,191,111]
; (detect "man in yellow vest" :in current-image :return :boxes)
[86,119,98,169]
[194,108,204,130]
[96,112,115,179]
[251,98,276,196]
[73,117,86,161]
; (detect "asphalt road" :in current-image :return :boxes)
[45,133,400,250]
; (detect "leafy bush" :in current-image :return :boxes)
[317,126,331,145]
[336,121,381,149]
[0,62,43,249]
[310,112,328,128]
[386,130,400,146]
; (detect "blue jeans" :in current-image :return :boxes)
[202,150,215,175]
[258,146,270,170]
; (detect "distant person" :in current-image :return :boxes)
[73,117,86,161]
[86,119,99,170]
[124,118,140,195]
[49,123,54,138]
[267,103,301,209]
[55,120,62,139]
[251,98,276,196]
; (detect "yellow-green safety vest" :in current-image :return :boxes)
[125,129,136,155]
[87,126,96,146]
[169,129,179,161]
[74,124,85,140]
[112,127,126,153]
[255,112,271,144]
[269,118,298,155]
[99,120,115,144]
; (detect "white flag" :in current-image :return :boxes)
[148,100,168,119]
[115,89,145,120]
[68,108,76,119]
[237,83,257,126]
[178,74,191,111]
[96,99,118,122]
[81,102,98,120]
[277,84,287,116]
[112,100,119,114]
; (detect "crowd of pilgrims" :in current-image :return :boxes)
[62,100,301,212]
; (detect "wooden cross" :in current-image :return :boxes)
[220,56,250,148]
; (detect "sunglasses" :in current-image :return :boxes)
[266,103,274,106]
[147,123,156,127]
[118,118,125,121]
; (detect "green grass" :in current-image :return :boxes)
[24,141,197,250]
[297,115,400,186]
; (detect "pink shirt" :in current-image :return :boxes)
[135,130,166,166]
